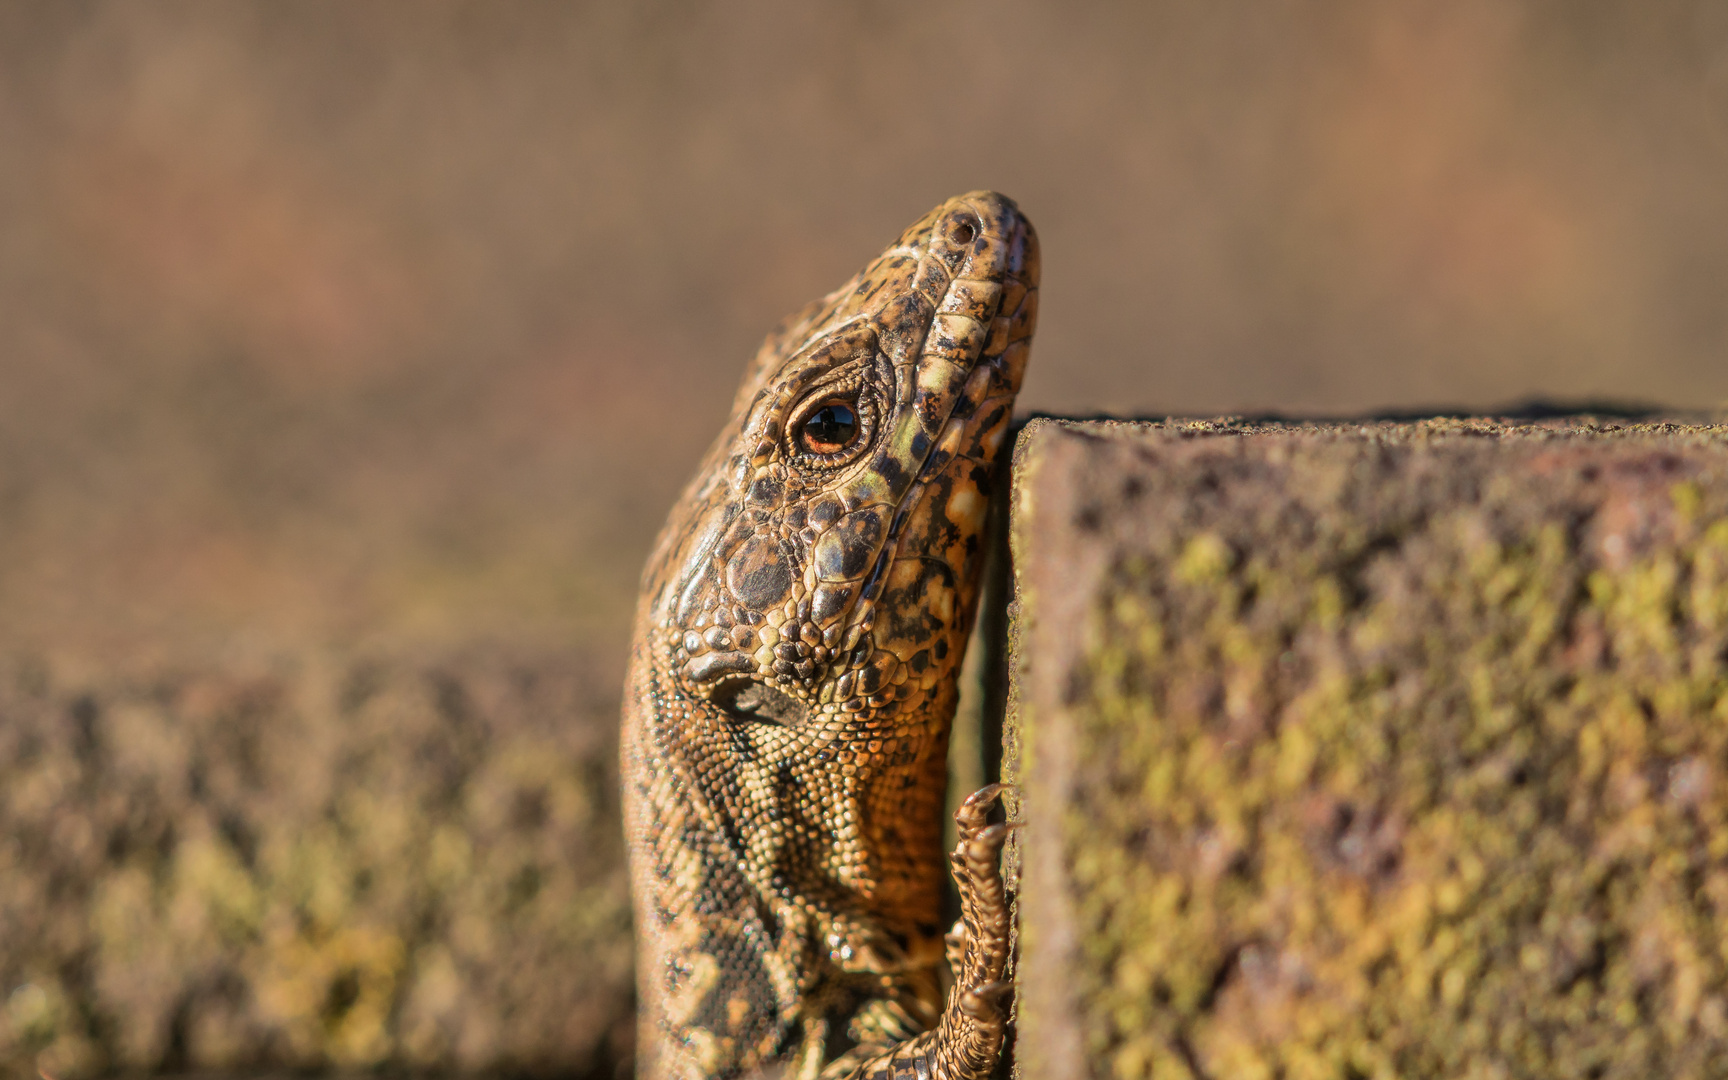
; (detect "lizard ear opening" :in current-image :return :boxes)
[712,679,810,728]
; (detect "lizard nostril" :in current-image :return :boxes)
[953,220,976,246]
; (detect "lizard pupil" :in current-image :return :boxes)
[802,402,858,453]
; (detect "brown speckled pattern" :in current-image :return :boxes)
[622,192,1038,1080]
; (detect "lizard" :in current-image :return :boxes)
[621,191,1039,1080]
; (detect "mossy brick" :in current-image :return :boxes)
[0,646,632,1080]
[1005,416,1728,1080]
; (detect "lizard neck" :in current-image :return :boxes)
[623,623,951,1079]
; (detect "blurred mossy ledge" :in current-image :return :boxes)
[0,644,634,1080]
[1006,415,1728,1079]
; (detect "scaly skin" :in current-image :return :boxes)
[622,191,1038,1080]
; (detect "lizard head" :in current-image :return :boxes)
[643,191,1038,729]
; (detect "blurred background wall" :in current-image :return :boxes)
[4,0,1728,661]
[1,2,1727,1074]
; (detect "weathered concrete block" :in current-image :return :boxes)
[1007,417,1728,1080]
[0,647,632,1080]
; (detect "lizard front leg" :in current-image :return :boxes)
[819,785,1016,1080]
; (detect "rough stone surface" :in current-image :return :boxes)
[0,646,632,1080]
[1007,416,1728,1080]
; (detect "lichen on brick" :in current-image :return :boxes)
[0,647,633,1080]
[1010,417,1728,1080]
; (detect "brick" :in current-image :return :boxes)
[1006,417,1728,1079]
[0,647,632,1079]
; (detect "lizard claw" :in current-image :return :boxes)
[962,781,1012,809]
[957,979,1013,1021]
[954,782,1018,840]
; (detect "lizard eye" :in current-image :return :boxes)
[799,400,859,455]
[787,382,875,468]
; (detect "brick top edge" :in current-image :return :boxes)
[1017,414,1728,446]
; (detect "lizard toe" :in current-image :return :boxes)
[954,783,1015,838]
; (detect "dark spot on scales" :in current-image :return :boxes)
[748,477,782,506]
[808,499,843,528]
[815,510,885,582]
[726,535,796,608]
[874,458,908,491]
[812,583,853,622]
[909,431,930,460]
